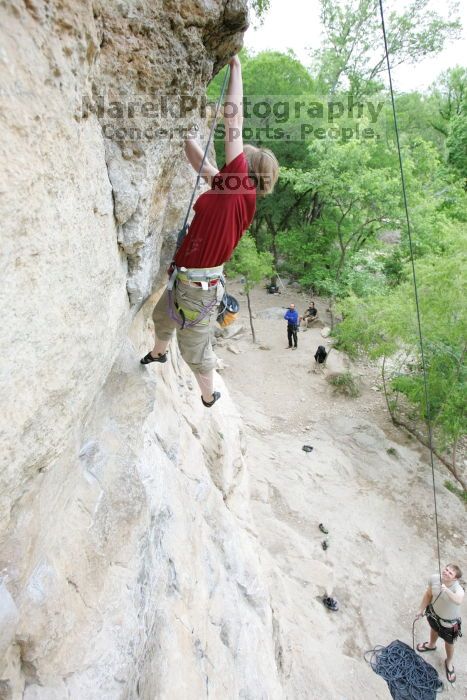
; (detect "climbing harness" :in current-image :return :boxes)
[365,4,458,695]
[425,604,462,643]
[167,264,225,330]
[425,605,462,632]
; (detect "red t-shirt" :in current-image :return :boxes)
[174,152,256,268]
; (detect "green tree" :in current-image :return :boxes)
[276,137,401,292]
[249,0,270,20]
[429,66,467,137]
[446,113,467,187]
[334,233,467,489]
[226,233,273,343]
[313,0,461,97]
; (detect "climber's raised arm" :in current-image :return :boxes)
[224,54,244,164]
[142,54,279,411]
[184,135,218,184]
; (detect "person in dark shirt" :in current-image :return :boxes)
[301,301,318,329]
[284,303,299,349]
[140,55,279,407]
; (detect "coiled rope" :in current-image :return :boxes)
[365,640,443,699]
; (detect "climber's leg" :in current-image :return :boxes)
[193,369,215,403]
[150,338,170,358]
[175,283,220,405]
[141,288,177,363]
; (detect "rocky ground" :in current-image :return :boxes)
[214,278,467,699]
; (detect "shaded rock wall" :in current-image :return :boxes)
[0,1,283,698]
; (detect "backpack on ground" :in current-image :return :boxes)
[314,345,327,364]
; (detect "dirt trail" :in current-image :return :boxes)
[215,280,467,699]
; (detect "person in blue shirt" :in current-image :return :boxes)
[284,303,299,349]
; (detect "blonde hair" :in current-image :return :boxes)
[243,145,279,196]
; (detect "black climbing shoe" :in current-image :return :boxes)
[321,540,329,551]
[322,596,339,612]
[140,351,168,365]
[201,391,221,408]
[319,523,329,534]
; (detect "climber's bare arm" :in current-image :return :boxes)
[224,55,244,164]
[184,137,218,184]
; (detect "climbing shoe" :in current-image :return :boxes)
[322,596,339,612]
[201,391,221,408]
[140,351,168,365]
[319,523,329,534]
[321,540,329,551]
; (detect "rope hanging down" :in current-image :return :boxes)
[377,0,442,581]
[365,8,447,695]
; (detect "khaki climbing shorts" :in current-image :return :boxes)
[152,279,223,374]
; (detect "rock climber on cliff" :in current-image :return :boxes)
[140,54,279,407]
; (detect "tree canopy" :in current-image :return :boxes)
[205,1,467,488]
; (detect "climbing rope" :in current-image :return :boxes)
[169,65,232,329]
[377,0,442,583]
[364,7,449,694]
[176,66,230,251]
[365,640,443,699]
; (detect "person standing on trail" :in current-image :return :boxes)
[284,303,299,349]
[140,55,279,407]
[416,563,464,684]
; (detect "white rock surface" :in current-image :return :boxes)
[0,583,19,658]
[215,281,467,700]
[3,319,282,699]
[324,348,351,376]
[0,1,285,698]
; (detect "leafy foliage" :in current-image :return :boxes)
[205,2,467,466]
[334,237,467,449]
[248,0,271,20]
[447,113,467,184]
[313,0,461,96]
[227,232,273,292]
[328,372,361,397]
[226,233,273,342]
[444,480,467,503]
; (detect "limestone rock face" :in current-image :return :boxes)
[0,1,283,698]
[1,312,282,699]
[0,584,19,659]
